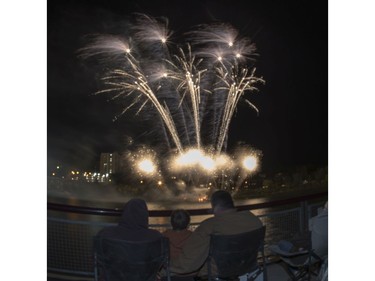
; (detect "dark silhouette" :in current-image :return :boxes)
[170,190,263,278]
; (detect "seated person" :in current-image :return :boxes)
[170,190,263,278]
[163,209,193,260]
[97,198,162,241]
[161,209,195,280]
[96,198,164,281]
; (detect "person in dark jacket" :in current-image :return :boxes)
[97,198,162,241]
[95,198,164,281]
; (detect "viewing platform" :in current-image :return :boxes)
[48,190,327,281]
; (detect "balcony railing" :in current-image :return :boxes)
[47,190,327,279]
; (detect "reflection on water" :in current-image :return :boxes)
[48,180,270,210]
[48,180,325,245]
[48,185,272,223]
[49,180,247,214]
[47,177,214,209]
[47,181,283,242]
[47,180,303,227]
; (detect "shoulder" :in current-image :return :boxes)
[150,229,163,236]
[193,217,215,234]
[238,210,262,220]
[182,229,193,236]
[163,229,174,237]
[141,229,163,241]
[199,216,215,226]
[97,225,118,237]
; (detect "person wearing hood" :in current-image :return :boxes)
[97,198,162,241]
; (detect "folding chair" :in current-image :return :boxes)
[93,236,171,281]
[268,234,324,281]
[207,226,267,281]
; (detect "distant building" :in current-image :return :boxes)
[100,152,119,175]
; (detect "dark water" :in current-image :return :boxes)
[47,179,326,227]
[47,182,321,244]
[47,182,283,224]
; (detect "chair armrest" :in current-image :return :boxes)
[268,245,308,257]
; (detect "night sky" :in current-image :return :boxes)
[47,0,328,173]
[4,2,372,278]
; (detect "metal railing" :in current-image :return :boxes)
[47,191,327,279]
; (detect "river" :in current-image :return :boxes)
[47,179,326,230]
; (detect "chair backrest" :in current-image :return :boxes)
[94,236,170,281]
[207,226,266,281]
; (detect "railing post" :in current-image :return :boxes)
[299,200,308,233]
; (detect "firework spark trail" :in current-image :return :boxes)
[186,23,259,151]
[78,18,186,152]
[168,46,206,148]
[161,58,194,147]
[215,64,264,153]
[187,23,257,63]
[130,14,198,149]
[186,71,201,148]
[79,13,264,160]
[77,35,132,60]
[131,13,173,46]
[110,55,184,153]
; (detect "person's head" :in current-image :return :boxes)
[170,209,191,231]
[210,190,235,214]
[120,198,149,229]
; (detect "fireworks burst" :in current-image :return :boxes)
[78,14,265,196]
